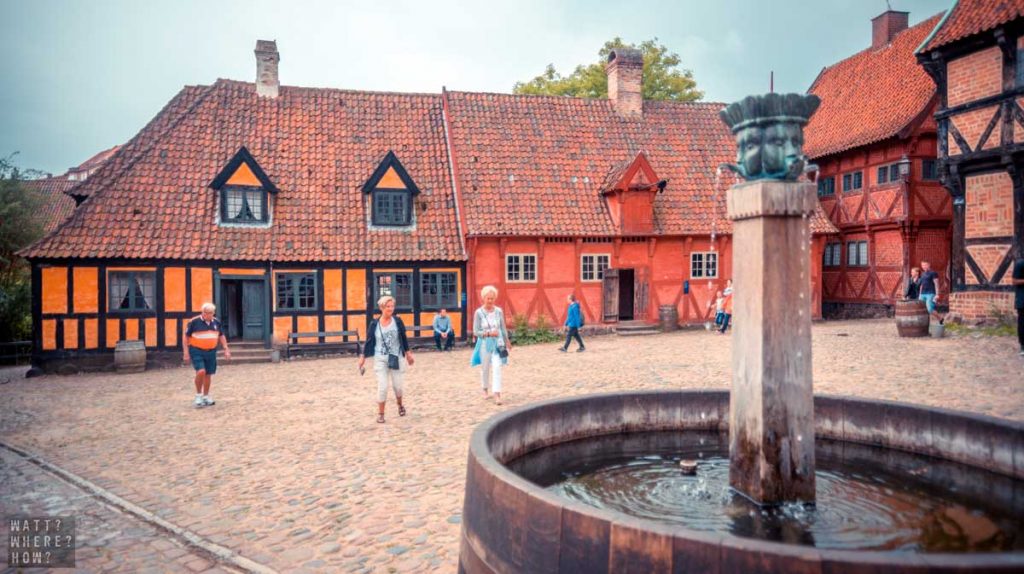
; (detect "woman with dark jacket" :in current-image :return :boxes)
[358,295,415,423]
[905,267,922,300]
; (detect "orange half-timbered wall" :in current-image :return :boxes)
[32,261,466,362]
[466,235,825,326]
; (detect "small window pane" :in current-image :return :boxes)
[582,256,595,281]
[889,165,900,181]
[859,242,868,266]
[842,174,851,192]
[922,160,938,180]
[373,190,410,226]
[507,256,521,281]
[706,253,718,278]
[523,256,536,281]
[877,166,888,184]
[692,252,705,278]
[277,273,316,310]
[853,172,862,190]
[109,271,155,311]
[597,255,609,279]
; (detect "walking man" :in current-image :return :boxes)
[560,294,586,352]
[1013,256,1024,356]
[918,260,943,324]
[433,308,455,352]
[183,302,230,407]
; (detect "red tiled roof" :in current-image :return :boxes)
[444,91,836,236]
[66,145,121,197]
[24,177,77,234]
[805,13,943,160]
[921,0,1024,53]
[22,80,465,262]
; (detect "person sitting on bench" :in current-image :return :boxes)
[433,308,455,351]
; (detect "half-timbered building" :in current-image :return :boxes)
[806,10,951,317]
[21,41,467,371]
[445,49,836,327]
[917,0,1024,320]
[21,42,838,372]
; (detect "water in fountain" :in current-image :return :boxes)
[506,431,1024,552]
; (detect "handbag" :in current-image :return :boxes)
[497,346,509,359]
[378,323,402,371]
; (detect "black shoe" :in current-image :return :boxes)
[558,347,567,353]
[577,347,586,352]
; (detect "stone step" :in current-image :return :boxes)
[219,349,270,359]
[222,356,272,365]
[617,329,660,337]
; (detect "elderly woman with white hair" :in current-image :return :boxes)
[359,295,415,423]
[471,285,511,405]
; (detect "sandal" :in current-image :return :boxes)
[398,405,407,417]
[377,414,385,424]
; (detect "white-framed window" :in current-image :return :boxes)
[581,254,611,282]
[691,251,719,279]
[506,254,537,282]
[846,240,868,267]
[823,243,842,267]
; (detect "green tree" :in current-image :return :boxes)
[513,37,703,102]
[0,154,45,342]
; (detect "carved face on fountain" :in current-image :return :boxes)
[720,93,820,182]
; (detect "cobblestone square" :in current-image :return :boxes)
[2,320,1022,573]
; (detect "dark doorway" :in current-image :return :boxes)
[221,279,265,341]
[618,269,635,320]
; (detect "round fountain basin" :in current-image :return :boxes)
[459,390,1024,573]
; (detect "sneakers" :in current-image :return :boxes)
[193,395,204,408]
[558,347,567,353]
[576,347,586,353]
[201,395,215,406]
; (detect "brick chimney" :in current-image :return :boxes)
[606,48,643,120]
[255,40,280,98]
[872,10,909,49]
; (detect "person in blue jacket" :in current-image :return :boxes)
[560,294,586,353]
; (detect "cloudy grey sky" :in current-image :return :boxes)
[2,0,951,175]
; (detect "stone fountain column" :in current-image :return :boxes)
[726,180,817,505]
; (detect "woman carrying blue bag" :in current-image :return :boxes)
[471,285,511,405]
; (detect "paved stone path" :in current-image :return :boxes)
[1,319,1021,572]
[0,447,231,573]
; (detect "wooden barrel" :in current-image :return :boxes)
[895,299,929,337]
[658,305,679,332]
[114,340,146,373]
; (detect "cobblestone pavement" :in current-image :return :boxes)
[0,320,1021,572]
[0,447,230,573]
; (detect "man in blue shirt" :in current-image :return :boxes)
[918,260,943,324]
[432,308,455,352]
[1012,257,1024,356]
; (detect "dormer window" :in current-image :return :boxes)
[362,150,421,228]
[223,186,266,223]
[209,146,279,226]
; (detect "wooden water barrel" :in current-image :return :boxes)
[895,299,929,337]
[114,340,146,373]
[658,305,679,332]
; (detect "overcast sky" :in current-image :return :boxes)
[2,0,952,175]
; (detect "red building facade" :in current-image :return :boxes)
[806,11,952,317]
[917,0,1024,321]
[445,50,835,327]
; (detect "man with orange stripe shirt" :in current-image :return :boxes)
[183,302,231,407]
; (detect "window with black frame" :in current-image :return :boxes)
[277,272,317,310]
[108,271,156,312]
[372,190,411,226]
[222,187,267,223]
[421,272,458,309]
[922,159,939,181]
[817,176,835,197]
[375,272,413,309]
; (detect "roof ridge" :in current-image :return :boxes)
[446,88,724,107]
[213,78,443,98]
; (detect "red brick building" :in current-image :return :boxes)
[917,0,1024,321]
[806,11,951,317]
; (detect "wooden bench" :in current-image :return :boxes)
[286,330,362,358]
[405,325,437,349]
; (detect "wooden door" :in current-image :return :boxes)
[602,269,619,322]
[634,266,650,321]
[242,281,265,341]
